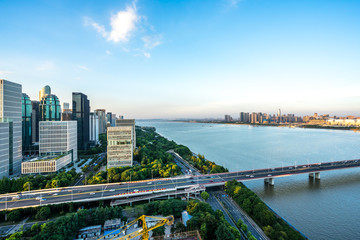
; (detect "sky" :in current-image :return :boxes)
[0,0,360,119]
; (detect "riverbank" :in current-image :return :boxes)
[172,120,360,132]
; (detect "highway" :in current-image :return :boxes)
[0,158,359,211]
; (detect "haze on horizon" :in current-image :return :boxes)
[0,0,359,119]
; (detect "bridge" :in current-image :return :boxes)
[0,158,359,211]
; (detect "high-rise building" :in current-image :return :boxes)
[22,93,32,155]
[0,122,10,178]
[225,115,232,122]
[39,121,77,161]
[95,109,106,134]
[239,112,245,122]
[106,112,113,126]
[63,102,70,110]
[39,86,61,121]
[72,92,90,150]
[115,119,136,150]
[22,121,77,174]
[0,79,22,176]
[107,125,134,168]
[89,112,99,144]
[31,101,40,142]
[39,85,51,101]
[277,109,281,117]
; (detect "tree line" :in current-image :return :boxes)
[225,180,306,240]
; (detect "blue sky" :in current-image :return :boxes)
[1,0,360,118]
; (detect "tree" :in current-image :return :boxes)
[241,223,248,232]
[201,191,210,201]
[7,210,22,221]
[152,225,165,237]
[35,206,51,220]
[23,182,31,191]
[215,222,235,240]
[175,222,186,233]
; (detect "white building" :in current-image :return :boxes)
[0,79,22,176]
[0,122,10,178]
[107,125,134,168]
[89,112,99,144]
[115,119,136,150]
[22,121,77,174]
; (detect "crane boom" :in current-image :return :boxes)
[98,215,174,240]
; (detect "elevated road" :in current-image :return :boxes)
[0,159,359,211]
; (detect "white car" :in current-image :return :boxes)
[147,182,152,185]
[267,174,272,177]
[90,192,95,195]
[109,189,115,192]
[133,189,139,192]
[250,175,254,178]
[35,197,43,200]
[53,193,58,196]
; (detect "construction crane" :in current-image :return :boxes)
[98,215,174,240]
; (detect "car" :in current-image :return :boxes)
[246,175,250,177]
[147,182,152,185]
[250,175,254,178]
[209,180,214,183]
[267,174,272,177]
[191,181,195,183]
[89,192,95,195]
[12,195,20,200]
[109,189,115,192]
[53,193,58,196]
[207,176,211,178]
[134,189,139,192]
[35,197,42,200]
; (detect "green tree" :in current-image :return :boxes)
[23,182,31,191]
[201,191,210,201]
[7,210,22,221]
[35,206,51,220]
[215,222,235,240]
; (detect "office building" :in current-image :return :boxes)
[72,92,90,150]
[39,85,61,121]
[107,125,134,168]
[0,79,22,176]
[89,112,99,144]
[62,102,72,121]
[22,93,32,155]
[0,122,10,178]
[115,119,136,150]
[106,112,113,126]
[22,121,78,174]
[95,109,106,134]
[31,101,40,143]
[224,115,232,122]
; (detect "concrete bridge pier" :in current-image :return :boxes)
[315,172,320,180]
[264,178,274,186]
[309,173,314,178]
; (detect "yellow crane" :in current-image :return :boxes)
[98,215,174,240]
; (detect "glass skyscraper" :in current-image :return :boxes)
[0,79,22,176]
[22,93,32,155]
[38,86,61,122]
[72,92,90,150]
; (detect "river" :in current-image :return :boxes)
[137,120,360,240]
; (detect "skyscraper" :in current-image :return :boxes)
[0,79,22,176]
[72,92,90,150]
[31,101,40,142]
[39,86,61,121]
[89,112,99,144]
[95,109,106,134]
[115,119,136,150]
[22,93,32,155]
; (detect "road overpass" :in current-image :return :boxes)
[0,158,359,211]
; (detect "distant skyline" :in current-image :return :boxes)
[1,0,360,118]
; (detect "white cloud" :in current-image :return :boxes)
[37,61,55,71]
[78,65,90,71]
[144,52,151,58]
[84,2,139,43]
[227,0,243,8]
[108,4,139,43]
[0,70,13,76]
[142,35,162,49]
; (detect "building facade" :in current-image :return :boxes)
[0,79,22,176]
[22,93,32,155]
[39,121,77,163]
[95,109,106,134]
[0,122,10,178]
[31,101,40,143]
[72,92,90,150]
[39,86,61,121]
[107,126,134,168]
[115,119,136,150]
[89,112,99,144]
